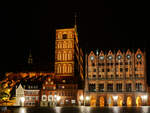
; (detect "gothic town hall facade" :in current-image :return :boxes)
[84,49,149,107]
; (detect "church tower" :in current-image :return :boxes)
[55,28,77,77]
[28,49,33,65]
[54,15,83,80]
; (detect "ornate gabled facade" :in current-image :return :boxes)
[84,49,148,107]
[15,83,40,106]
[40,75,57,106]
[15,84,25,106]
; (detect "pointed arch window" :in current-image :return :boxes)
[59,42,62,48]
[57,64,61,73]
[58,32,62,39]
[63,41,68,48]
[63,64,67,73]
[68,51,72,60]
[64,51,67,61]
[57,42,59,48]
[68,64,72,73]
[58,52,61,60]
[68,41,72,48]
[63,51,66,61]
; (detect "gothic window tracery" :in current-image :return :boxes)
[68,51,72,60]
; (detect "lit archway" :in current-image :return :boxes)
[99,97,105,107]
[136,96,142,107]
[117,96,123,106]
[127,96,132,106]
[108,96,114,106]
[90,98,96,107]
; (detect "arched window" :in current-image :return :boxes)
[63,64,67,73]
[68,41,72,48]
[59,42,62,48]
[68,51,72,60]
[68,64,70,73]
[57,52,61,60]
[63,51,65,61]
[58,32,62,39]
[65,51,67,61]
[59,52,62,60]
[68,64,72,73]
[57,42,60,48]
[57,64,61,73]
[63,41,67,48]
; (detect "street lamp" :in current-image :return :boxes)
[79,95,84,106]
[86,96,90,101]
[113,96,118,101]
[80,95,84,101]
[85,96,90,106]
[56,96,61,101]
[54,95,57,98]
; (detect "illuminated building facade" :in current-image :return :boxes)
[54,27,83,80]
[54,26,84,106]
[16,84,40,106]
[84,49,148,106]
[56,79,78,105]
[40,75,57,106]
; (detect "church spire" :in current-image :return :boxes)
[28,49,33,65]
[74,12,77,32]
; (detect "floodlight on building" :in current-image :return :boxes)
[86,96,90,101]
[141,95,148,100]
[113,96,118,101]
[80,95,84,101]
[54,95,57,98]
[20,97,25,103]
[56,96,61,101]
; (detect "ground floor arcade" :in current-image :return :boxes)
[83,92,149,107]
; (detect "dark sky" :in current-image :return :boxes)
[0,1,150,82]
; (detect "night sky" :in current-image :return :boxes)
[0,2,150,83]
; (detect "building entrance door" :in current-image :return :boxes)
[117,96,123,106]
[99,97,104,107]
[90,98,96,107]
[136,96,142,106]
[127,96,132,106]
[108,96,113,106]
